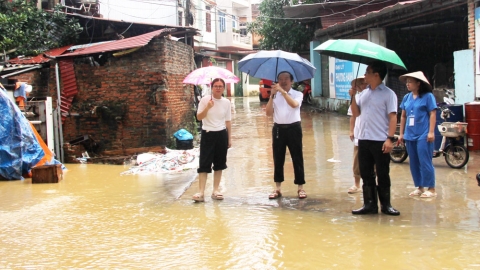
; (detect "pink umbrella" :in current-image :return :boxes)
[183,66,239,85]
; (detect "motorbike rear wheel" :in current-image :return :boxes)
[390,143,408,163]
[303,92,313,104]
[444,144,469,169]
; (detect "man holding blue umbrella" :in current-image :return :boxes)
[238,50,315,199]
[266,71,307,200]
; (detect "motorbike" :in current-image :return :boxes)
[390,100,469,169]
[293,80,313,104]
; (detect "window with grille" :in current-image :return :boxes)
[206,8,211,32]
[232,15,237,30]
[219,12,225,33]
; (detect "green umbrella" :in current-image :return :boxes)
[314,39,407,70]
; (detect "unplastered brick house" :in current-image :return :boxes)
[6,29,198,162]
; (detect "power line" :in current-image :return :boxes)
[99,0,177,20]
[98,0,177,9]
[99,0,381,24]
[257,0,392,20]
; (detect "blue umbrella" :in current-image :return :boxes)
[238,50,316,82]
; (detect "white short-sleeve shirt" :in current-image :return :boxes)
[198,95,232,131]
[272,89,303,124]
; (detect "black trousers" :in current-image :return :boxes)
[272,122,305,185]
[197,129,228,173]
[358,140,391,188]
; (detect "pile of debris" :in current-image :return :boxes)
[120,148,199,175]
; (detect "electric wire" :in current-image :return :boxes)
[93,0,391,27]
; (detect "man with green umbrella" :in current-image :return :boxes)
[349,61,400,216]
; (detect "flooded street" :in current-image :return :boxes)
[1,96,480,269]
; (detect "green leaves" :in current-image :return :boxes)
[246,0,314,53]
[0,0,82,57]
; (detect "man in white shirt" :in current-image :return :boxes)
[266,71,307,200]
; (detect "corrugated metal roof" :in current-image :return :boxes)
[66,12,198,31]
[58,58,78,123]
[8,45,72,65]
[58,28,175,58]
[283,0,419,29]
[284,0,399,19]
[323,0,422,30]
[68,41,114,51]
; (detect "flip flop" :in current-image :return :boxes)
[192,193,204,202]
[409,189,423,196]
[420,190,437,198]
[269,190,282,199]
[298,189,307,199]
[211,192,224,200]
[348,185,362,194]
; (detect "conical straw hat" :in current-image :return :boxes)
[399,71,432,91]
[350,76,364,86]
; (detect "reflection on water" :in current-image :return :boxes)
[1,97,480,269]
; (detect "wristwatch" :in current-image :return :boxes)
[387,136,395,142]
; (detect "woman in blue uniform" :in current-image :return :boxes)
[398,71,437,198]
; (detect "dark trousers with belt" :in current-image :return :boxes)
[358,140,391,188]
[272,122,305,185]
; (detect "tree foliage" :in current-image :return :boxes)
[0,0,82,58]
[247,0,315,53]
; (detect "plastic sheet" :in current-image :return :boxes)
[0,90,45,180]
[173,129,193,141]
[120,148,199,175]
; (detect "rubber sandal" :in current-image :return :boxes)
[409,189,423,196]
[192,193,204,202]
[347,185,362,194]
[298,189,307,199]
[420,190,437,198]
[211,192,224,200]
[268,190,282,199]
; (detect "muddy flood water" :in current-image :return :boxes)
[1,97,480,269]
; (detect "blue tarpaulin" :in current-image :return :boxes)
[173,129,193,141]
[0,89,45,180]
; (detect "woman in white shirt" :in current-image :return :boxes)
[192,78,232,202]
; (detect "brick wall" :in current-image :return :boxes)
[468,0,475,50]
[60,37,196,154]
[8,67,50,97]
